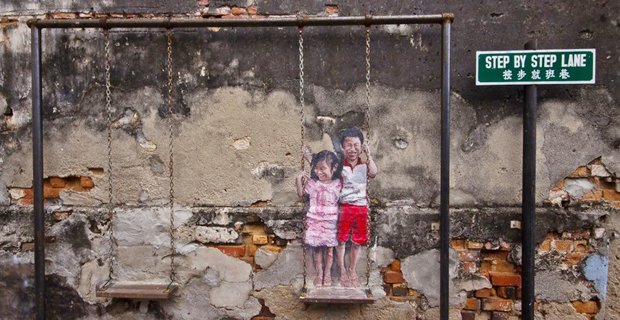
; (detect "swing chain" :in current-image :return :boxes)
[364,26,371,137]
[166,29,177,284]
[298,26,308,289]
[364,25,373,287]
[103,29,116,284]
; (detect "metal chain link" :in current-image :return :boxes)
[166,29,177,285]
[364,26,373,288]
[103,29,116,285]
[298,27,306,172]
[298,26,308,290]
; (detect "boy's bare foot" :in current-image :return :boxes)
[339,273,350,287]
[348,270,360,287]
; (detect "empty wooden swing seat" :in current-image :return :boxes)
[96,281,177,300]
[299,287,375,304]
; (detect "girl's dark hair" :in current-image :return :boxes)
[310,150,343,181]
[339,127,364,145]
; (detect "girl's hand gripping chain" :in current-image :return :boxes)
[295,170,309,197]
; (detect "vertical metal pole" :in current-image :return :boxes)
[32,26,46,320]
[522,39,537,320]
[439,18,451,320]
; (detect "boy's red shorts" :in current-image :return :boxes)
[337,204,369,245]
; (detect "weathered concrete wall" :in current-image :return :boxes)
[0,1,619,319]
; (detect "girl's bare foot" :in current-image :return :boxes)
[314,273,323,287]
[323,270,332,287]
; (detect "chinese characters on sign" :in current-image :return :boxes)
[476,49,595,85]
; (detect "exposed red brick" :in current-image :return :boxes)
[499,241,511,251]
[389,259,401,271]
[247,243,257,257]
[216,245,245,257]
[261,245,282,253]
[491,311,511,320]
[467,241,484,249]
[475,288,495,298]
[554,240,572,253]
[493,260,516,273]
[0,19,19,28]
[572,300,599,314]
[458,250,480,262]
[80,176,95,189]
[53,211,71,221]
[482,251,509,261]
[408,289,419,297]
[251,316,274,320]
[461,310,476,320]
[50,12,78,19]
[252,234,268,245]
[451,239,467,251]
[383,270,405,284]
[382,284,392,295]
[537,239,552,253]
[480,261,492,273]
[197,0,209,6]
[325,4,339,16]
[484,242,499,250]
[43,187,61,199]
[464,298,480,311]
[247,6,258,15]
[489,272,521,287]
[602,189,620,201]
[49,177,66,188]
[462,261,478,274]
[551,179,565,191]
[582,191,602,201]
[482,298,513,312]
[571,230,591,239]
[388,296,411,302]
[21,242,35,251]
[573,240,588,249]
[568,166,589,177]
[565,252,588,266]
[231,7,246,15]
[391,284,408,296]
[496,287,516,299]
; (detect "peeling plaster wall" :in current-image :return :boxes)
[1,1,619,319]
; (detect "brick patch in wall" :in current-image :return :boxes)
[380,259,420,302]
[571,300,599,315]
[208,222,287,270]
[547,157,620,208]
[8,175,97,205]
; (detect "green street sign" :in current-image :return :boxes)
[476,49,595,85]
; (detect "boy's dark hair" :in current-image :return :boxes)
[339,127,364,145]
[310,150,343,181]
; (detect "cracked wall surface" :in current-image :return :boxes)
[1,1,619,319]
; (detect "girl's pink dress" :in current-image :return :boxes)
[304,179,341,247]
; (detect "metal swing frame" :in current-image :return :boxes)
[28,14,453,320]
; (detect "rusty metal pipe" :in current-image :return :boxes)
[27,14,451,29]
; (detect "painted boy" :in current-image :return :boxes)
[336,127,377,287]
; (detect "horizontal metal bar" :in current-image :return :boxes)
[27,14,454,29]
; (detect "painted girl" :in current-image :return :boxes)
[296,150,343,287]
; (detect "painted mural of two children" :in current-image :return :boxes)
[295,127,378,288]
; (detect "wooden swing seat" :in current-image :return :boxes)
[96,281,177,299]
[299,287,374,304]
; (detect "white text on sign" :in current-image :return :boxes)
[484,53,589,69]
